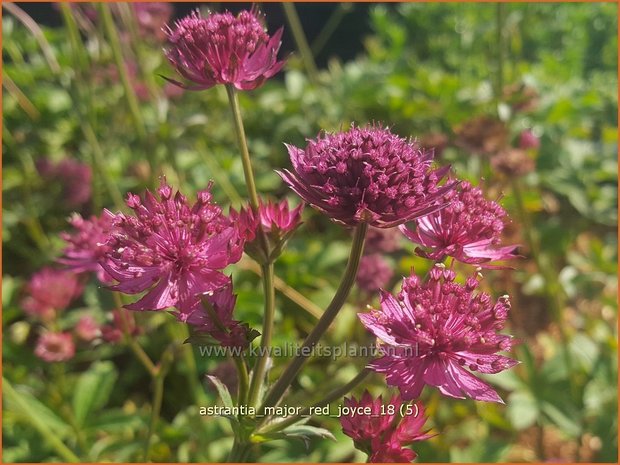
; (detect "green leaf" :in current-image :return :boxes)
[507,391,539,430]
[72,361,118,428]
[206,375,234,409]
[254,424,336,447]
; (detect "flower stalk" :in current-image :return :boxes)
[258,222,368,418]
[247,262,276,407]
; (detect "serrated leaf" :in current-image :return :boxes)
[72,361,118,428]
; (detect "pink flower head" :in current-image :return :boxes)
[133,2,172,42]
[75,315,100,342]
[359,265,519,403]
[356,254,394,294]
[35,332,75,362]
[279,125,455,228]
[340,391,432,462]
[232,198,303,262]
[400,180,519,268]
[164,8,285,91]
[21,268,82,321]
[59,212,115,283]
[36,157,92,208]
[102,180,243,319]
[184,280,254,349]
[518,129,540,150]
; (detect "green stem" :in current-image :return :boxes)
[224,85,261,211]
[4,378,80,463]
[311,4,352,56]
[99,4,147,142]
[258,223,368,418]
[113,293,157,377]
[495,2,505,103]
[257,368,370,435]
[233,354,250,407]
[282,3,319,84]
[247,262,276,407]
[60,5,124,210]
[143,346,174,462]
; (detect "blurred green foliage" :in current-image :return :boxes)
[2,2,617,463]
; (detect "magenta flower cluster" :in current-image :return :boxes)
[20,7,523,462]
[340,391,433,462]
[359,265,518,403]
[164,8,284,91]
[102,180,243,320]
[400,180,518,267]
[279,125,454,228]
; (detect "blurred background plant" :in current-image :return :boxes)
[2,2,617,462]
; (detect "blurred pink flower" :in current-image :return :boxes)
[164,8,284,91]
[36,157,92,208]
[356,254,394,294]
[518,129,540,150]
[359,265,518,403]
[133,2,172,42]
[400,180,518,268]
[75,315,100,342]
[21,268,82,321]
[364,226,401,254]
[102,180,243,319]
[340,390,431,463]
[59,212,115,283]
[279,125,455,228]
[35,332,75,362]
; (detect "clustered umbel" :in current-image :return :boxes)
[359,264,518,403]
[102,180,243,320]
[400,180,518,267]
[279,124,455,228]
[164,8,284,91]
[340,391,433,462]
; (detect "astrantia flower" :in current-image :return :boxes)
[279,125,455,228]
[491,148,535,177]
[359,265,518,403]
[35,332,75,362]
[21,268,82,321]
[400,181,518,267]
[164,8,284,91]
[184,281,255,349]
[340,391,432,463]
[232,198,303,262]
[356,254,394,294]
[59,212,115,283]
[75,315,100,342]
[102,180,243,319]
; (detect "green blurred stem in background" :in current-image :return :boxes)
[4,378,80,463]
[59,4,125,210]
[282,3,319,85]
